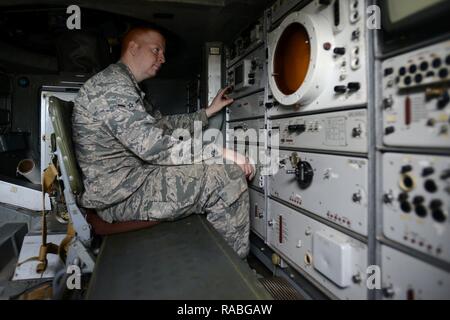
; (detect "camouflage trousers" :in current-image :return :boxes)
[98,163,250,258]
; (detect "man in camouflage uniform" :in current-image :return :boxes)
[72,27,254,258]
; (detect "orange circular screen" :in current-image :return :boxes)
[274,23,311,96]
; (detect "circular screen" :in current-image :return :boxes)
[273,23,311,96]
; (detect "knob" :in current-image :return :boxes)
[398,192,408,202]
[439,68,449,79]
[352,273,362,284]
[384,68,394,76]
[268,220,274,227]
[295,161,314,189]
[420,61,429,71]
[409,64,417,74]
[248,79,255,85]
[385,126,395,135]
[347,82,361,92]
[437,91,449,110]
[334,85,347,94]
[401,165,413,174]
[422,167,435,177]
[413,196,425,205]
[399,67,406,76]
[383,192,394,204]
[352,192,362,203]
[352,126,362,138]
[430,199,443,209]
[383,97,394,109]
[288,124,306,133]
[265,102,273,109]
[248,72,256,79]
[432,58,442,69]
[333,47,346,55]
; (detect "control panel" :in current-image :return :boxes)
[227,118,266,146]
[267,0,368,117]
[227,91,265,122]
[249,188,266,240]
[269,149,368,235]
[267,199,368,300]
[382,153,450,263]
[226,16,265,68]
[382,40,450,148]
[269,0,307,26]
[226,45,266,99]
[381,245,450,300]
[271,108,367,153]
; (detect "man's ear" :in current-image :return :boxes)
[128,41,139,56]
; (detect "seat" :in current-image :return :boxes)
[48,96,158,271]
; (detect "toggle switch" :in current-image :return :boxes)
[334,47,346,55]
[347,82,361,92]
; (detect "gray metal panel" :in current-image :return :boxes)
[86,215,272,300]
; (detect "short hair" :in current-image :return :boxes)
[120,27,164,57]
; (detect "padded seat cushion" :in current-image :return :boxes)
[86,209,159,236]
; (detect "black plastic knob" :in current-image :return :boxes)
[385,126,395,135]
[432,58,442,68]
[333,47,346,55]
[413,196,425,205]
[347,82,361,92]
[384,68,394,76]
[422,167,435,177]
[399,67,406,76]
[401,165,413,174]
[334,85,347,94]
[420,61,429,71]
[295,161,314,189]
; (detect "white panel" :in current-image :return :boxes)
[381,245,450,300]
[0,180,50,211]
[227,91,265,121]
[271,108,367,153]
[227,118,266,146]
[382,40,450,148]
[267,199,368,299]
[382,153,450,263]
[269,150,369,235]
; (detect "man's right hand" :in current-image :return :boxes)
[222,148,255,180]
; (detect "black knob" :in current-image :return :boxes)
[439,68,448,79]
[409,64,417,74]
[401,165,413,174]
[415,74,423,84]
[384,68,394,76]
[437,91,449,110]
[288,124,306,133]
[432,209,447,223]
[430,199,443,209]
[398,192,409,202]
[413,196,425,205]
[334,85,347,94]
[400,201,412,213]
[424,180,438,193]
[426,71,435,78]
[432,58,442,68]
[404,76,412,86]
[422,167,435,177]
[399,67,406,76]
[420,61,429,71]
[248,73,256,79]
[248,79,255,85]
[333,47,346,55]
[265,102,273,109]
[347,82,361,92]
[385,126,395,135]
[415,205,428,218]
[295,161,314,189]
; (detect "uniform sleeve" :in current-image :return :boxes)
[102,95,217,165]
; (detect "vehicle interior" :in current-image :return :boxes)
[0,0,449,301]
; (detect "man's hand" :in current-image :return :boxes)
[222,148,255,180]
[205,87,234,118]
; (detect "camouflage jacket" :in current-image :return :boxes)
[72,62,212,209]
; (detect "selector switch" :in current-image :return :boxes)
[295,161,314,189]
[333,47,346,55]
[334,85,347,94]
[422,167,435,177]
[347,82,361,92]
[385,126,395,135]
[401,165,413,174]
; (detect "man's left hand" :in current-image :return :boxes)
[205,86,234,118]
